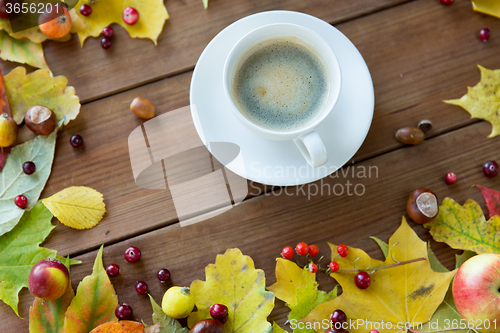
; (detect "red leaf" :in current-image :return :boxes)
[476,185,500,218]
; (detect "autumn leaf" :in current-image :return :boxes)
[63,245,118,333]
[273,322,287,333]
[90,321,144,333]
[148,294,188,333]
[75,0,168,45]
[424,198,500,254]
[476,185,500,218]
[472,0,500,18]
[0,203,74,316]
[202,0,208,9]
[0,65,11,172]
[0,31,50,71]
[188,248,275,333]
[0,19,48,43]
[0,130,56,236]
[4,67,80,125]
[445,66,500,138]
[303,218,456,333]
[29,257,75,333]
[42,186,106,230]
[370,236,389,258]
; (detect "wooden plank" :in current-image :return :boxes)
[3,120,499,331]
[0,0,412,103]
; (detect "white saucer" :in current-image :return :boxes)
[190,11,374,186]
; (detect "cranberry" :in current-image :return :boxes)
[115,304,133,320]
[157,268,171,282]
[330,309,347,326]
[354,271,371,289]
[79,4,92,16]
[106,264,120,277]
[14,195,28,209]
[124,246,141,262]
[439,0,453,5]
[70,135,83,148]
[210,304,229,324]
[102,26,114,38]
[23,161,36,175]
[101,37,112,50]
[445,172,457,184]
[122,7,139,25]
[483,160,499,177]
[135,281,148,294]
[479,28,491,42]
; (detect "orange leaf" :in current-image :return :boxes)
[89,321,144,333]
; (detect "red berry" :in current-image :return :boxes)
[337,244,349,257]
[210,304,229,324]
[308,263,318,273]
[124,246,141,262]
[479,28,491,42]
[330,309,347,326]
[106,264,120,277]
[439,0,453,5]
[445,172,457,185]
[102,26,114,38]
[115,303,133,320]
[70,135,83,148]
[308,244,319,257]
[122,7,139,25]
[281,246,294,259]
[354,271,371,289]
[79,4,92,16]
[23,161,36,175]
[101,37,112,49]
[483,160,499,177]
[157,268,171,282]
[135,281,148,294]
[296,242,309,256]
[329,261,339,273]
[369,331,380,333]
[14,194,28,209]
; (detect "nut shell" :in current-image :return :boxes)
[130,97,156,119]
[396,127,425,145]
[407,188,439,224]
[25,105,57,135]
[189,319,223,333]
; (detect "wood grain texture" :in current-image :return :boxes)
[0,0,412,103]
[3,120,499,331]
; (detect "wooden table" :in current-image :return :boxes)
[2,0,500,330]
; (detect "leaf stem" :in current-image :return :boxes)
[336,257,427,273]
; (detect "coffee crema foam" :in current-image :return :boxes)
[232,37,329,132]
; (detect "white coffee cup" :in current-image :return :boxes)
[223,23,342,168]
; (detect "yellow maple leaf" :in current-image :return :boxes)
[472,0,500,18]
[445,66,500,138]
[75,0,169,46]
[188,248,275,333]
[302,218,456,333]
[42,186,106,230]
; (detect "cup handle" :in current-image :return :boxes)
[293,130,328,168]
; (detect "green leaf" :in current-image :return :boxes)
[29,257,75,333]
[63,245,118,333]
[148,294,189,333]
[0,18,49,43]
[0,203,59,316]
[5,67,80,125]
[424,198,500,254]
[0,129,57,236]
[455,251,476,268]
[202,0,208,8]
[427,244,449,273]
[188,248,275,333]
[370,236,389,258]
[0,31,50,71]
[273,322,287,333]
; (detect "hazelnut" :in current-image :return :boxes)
[395,127,425,145]
[189,319,223,333]
[407,188,439,224]
[130,97,156,119]
[25,105,57,135]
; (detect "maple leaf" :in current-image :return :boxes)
[4,67,80,125]
[63,245,118,333]
[476,185,500,218]
[75,0,169,46]
[188,248,275,333]
[148,294,188,333]
[445,66,500,138]
[424,198,500,254]
[303,218,456,333]
[42,186,106,230]
[472,0,500,18]
[0,31,49,71]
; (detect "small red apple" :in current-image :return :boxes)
[28,259,69,300]
[452,253,500,333]
[38,4,72,39]
[122,7,139,25]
